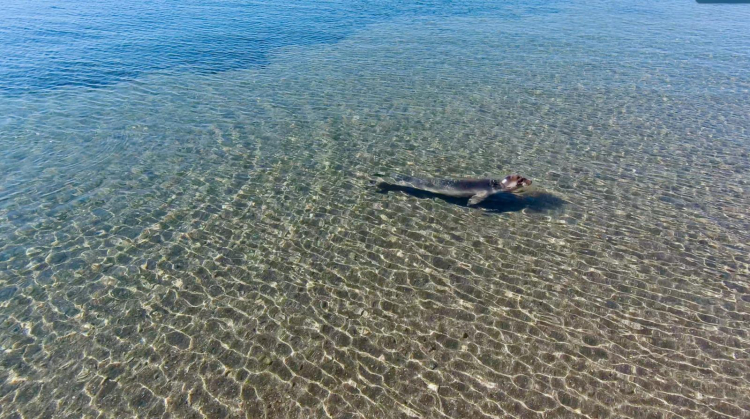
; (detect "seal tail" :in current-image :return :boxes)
[371,172,413,189]
[370,173,421,189]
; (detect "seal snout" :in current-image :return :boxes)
[500,174,532,191]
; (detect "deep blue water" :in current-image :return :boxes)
[0,0,549,94]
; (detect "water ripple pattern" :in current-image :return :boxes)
[1,0,750,418]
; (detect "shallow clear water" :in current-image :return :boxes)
[1,0,750,418]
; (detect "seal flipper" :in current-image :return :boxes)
[468,191,490,206]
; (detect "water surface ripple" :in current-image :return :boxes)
[1,1,750,418]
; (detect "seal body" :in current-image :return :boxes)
[376,173,532,205]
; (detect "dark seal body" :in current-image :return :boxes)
[375,173,532,205]
[388,175,496,198]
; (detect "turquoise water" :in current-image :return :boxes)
[1,0,750,418]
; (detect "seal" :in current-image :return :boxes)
[374,173,532,205]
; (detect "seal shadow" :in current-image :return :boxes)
[375,184,566,214]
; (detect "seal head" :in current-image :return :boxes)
[467,174,532,205]
[494,174,532,193]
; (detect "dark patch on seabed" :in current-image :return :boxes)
[697,0,750,3]
[0,0,524,95]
